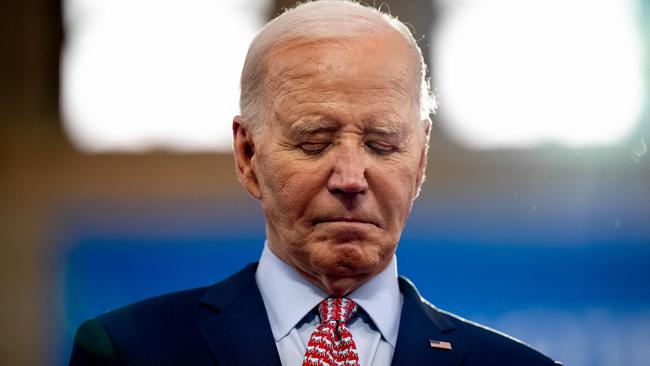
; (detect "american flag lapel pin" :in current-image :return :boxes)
[429,339,452,350]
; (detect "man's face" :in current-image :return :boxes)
[234,31,429,295]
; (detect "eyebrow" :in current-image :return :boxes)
[364,124,403,136]
[289,120,339,137]
[288,119,405,138]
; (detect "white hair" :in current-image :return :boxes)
[239,0,435,135]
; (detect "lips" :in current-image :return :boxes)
[314,217,380,227]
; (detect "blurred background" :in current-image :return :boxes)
[1,0,649,365]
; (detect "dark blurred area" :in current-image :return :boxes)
[0,0,61,120]
[1,1,649,365]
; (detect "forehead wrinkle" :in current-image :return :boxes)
[265,39,421,134]
[265,38,349,86]
[274,95,416,137]
[387,75,417,105]
[274,82,414,121]
[266,36,418,96]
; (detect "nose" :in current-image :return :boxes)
[327,144,368,194]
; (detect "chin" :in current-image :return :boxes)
[315,242,380,276]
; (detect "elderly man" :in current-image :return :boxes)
[70,1,560,365]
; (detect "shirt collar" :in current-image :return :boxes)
[255,242,402,348]
[256,243,327,342]
[347,254,402,347]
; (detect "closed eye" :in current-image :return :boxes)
[300,142,329,155]
[366,141,395,155]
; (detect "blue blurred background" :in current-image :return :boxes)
[1,1,649,365]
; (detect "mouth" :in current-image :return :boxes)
[314,217,380,228]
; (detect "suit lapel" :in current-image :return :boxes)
[391,277,467,366]
[192,264,467,366]
[195,263,282,366]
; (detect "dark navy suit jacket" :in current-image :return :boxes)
[70,263,561,365]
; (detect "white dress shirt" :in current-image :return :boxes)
[255,243,403,366]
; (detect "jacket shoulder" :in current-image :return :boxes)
[70,317,120,365]
[98,285,209,326]
[399,276,561,366]
[70,263,259,365]
[97,262,258,328]
[432,304,561,366]
[70,287,212,365]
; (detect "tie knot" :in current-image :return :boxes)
[318,297,358,324]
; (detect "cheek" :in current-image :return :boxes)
[371,160,421,223]
[256,153,329,218]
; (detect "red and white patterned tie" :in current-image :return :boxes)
[302,297,360,366]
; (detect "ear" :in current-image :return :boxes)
[233,116,262,199]
[414,118,431,198]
